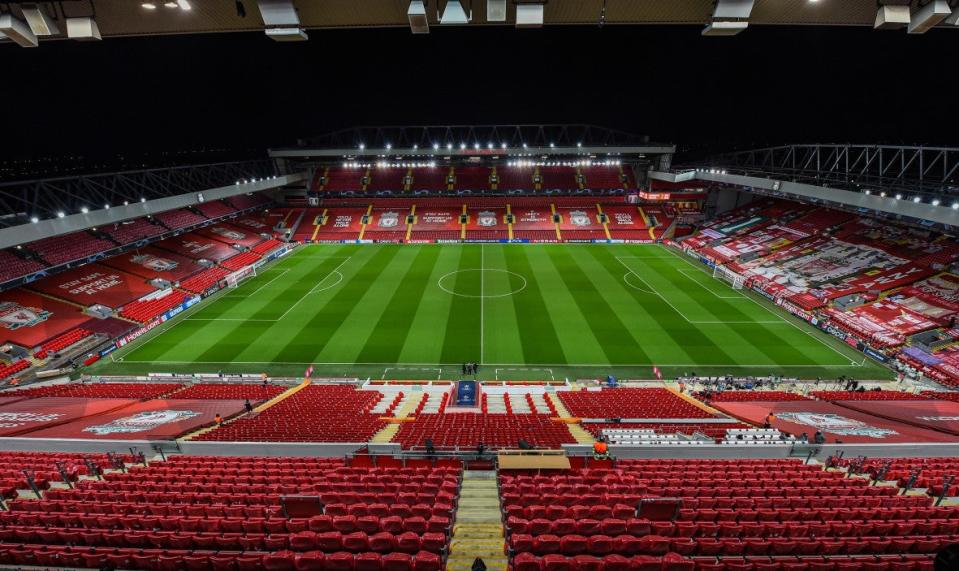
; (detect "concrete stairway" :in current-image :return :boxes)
[448,470,507,571]
[545,393,595,444]
[370,394,424,443]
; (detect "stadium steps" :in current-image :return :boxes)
[566,423,597,444]
[448,471,507,571]
[671,386,725,416]
[369,397,422,443]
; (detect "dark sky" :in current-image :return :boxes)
[1,23,955,164]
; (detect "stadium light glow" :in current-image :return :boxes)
[913,196,922,203]
[522,143,528,149]
[164,1,178,7]
[57,211,65,218]
[140,197,147,203]
[359,143,365,150]
[30,216,38,223]
[460,143,466,150]
[177,0,192,10]
[501,143,507,149]
[104,204,110,209]
[879,192,886,198]
[447,143,453,150]
[432,143,439,150]
[549,142,555,148]
[385,143,392,150]
[895,193,903,200]
[412,144,418,150]
[474,143,481,150]
[124,200,130,205]
[953,203,959,210]
[577,142,582,148]
[864,190,871,195]
[80,206,89,214]
[487,142,494,149]
[142,2,157,8]
[933,199,941,206]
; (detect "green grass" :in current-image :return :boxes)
[89,244,892,381]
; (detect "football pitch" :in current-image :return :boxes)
[92,244,891,381]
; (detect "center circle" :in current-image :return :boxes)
[437,269,527,298]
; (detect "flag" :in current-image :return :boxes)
[305,365,314,378]
[653,366,662,380]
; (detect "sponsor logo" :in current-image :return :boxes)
[775,412,898,438]
[83,410,201,435]
[210,226,246,241]
[131,253,178,272]
[378,212,400,228]
[0,411,64,428]
[477,211,498,227]
[569,210,592,226]
[916,416,959,421]
[0,301,52,330]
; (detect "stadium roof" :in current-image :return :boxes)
[2,0,956,44]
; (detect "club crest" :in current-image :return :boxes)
[569,210,592,226]
[775,412,899,438]
[378,211,400,228]
[210,227,246,240]
[131,254,178,272]
[83,410,202,435]
[477,211,497,227]
[0,301,52,330]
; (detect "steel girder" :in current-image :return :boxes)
[0,160,277,227]
[698,144,959,201]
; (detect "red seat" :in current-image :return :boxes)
[381,552,413,571]
[355,552,382,571]
[264,552,296,571]
[294,552,325,571]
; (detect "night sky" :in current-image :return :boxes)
[1,23,955,166]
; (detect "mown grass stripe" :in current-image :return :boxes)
[439,246,482,365]
[273,246,402,363]
[501,246,567,365]
[544,246,652,365]
[354,246,442,364]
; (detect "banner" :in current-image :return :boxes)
[0,398,137,437]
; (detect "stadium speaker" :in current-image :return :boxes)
[874,3,911,30]
[21,4,60,36]
[66,17,102,41]
[487,0,507,22]
[0,14,38,47]
[515,2,545,28]
[440,0,471,25]
[408,0,429,34]
[908,0,952,34]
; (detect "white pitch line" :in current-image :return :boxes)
[382,367,443,380]
[275,257,352,321]
[616,256,783,325]
[495,367,555,380]
[480,243,485,366]
[659,245,864,366]
[676,268,747,300]
[222,268,290,298]
[116,359,860,368]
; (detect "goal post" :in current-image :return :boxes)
[712,264,745,290]
[226,266,257,289]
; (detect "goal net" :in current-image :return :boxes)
[225,266,256,289]
[712,265,745,290]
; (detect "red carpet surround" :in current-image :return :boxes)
[712,401,959,444]
[22,399,248,440]
[830,399,959,437]
[0,398,137,437]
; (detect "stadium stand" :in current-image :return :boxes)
[0,359,30,381]
[0,249,46,283]
[695,391,812,402]
[558,388,714,419]
[0,455,456,571]
[311,207,367,242]
[6,382,183,399]
[26,231,117,266]
[194,200,237,219]
[228,193,273,211]
[393,413,576,450]
[367,168,406,193]
[454,166,491,191]
[497,167,535,192]
[503,459,947,571]
[221,252,262,271]
[809,391,930,402]
[179,266,230,294]
[0,451,133,499]
[324,166,366,192]
[581,422,752,441]
[102,246,205,283]
[119,291,192,324]
[102,218,166,245]
[556,205,608,241]
[409,167,448,192]
[252,239,284,254]
[538,166,578,191]
[154,208,207,230]
[921,391,959,402]
[168,383,287,401]
[33,328,94,360]
[193,385,387,442]
[582,166,627,191]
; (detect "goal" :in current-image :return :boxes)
[225,266,256,289]
[712,264,745,290]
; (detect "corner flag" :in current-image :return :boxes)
[653,366,662,380]
[305,365,314,378]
